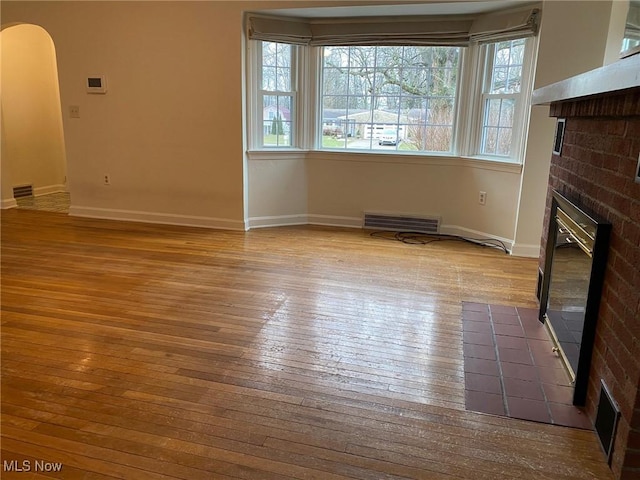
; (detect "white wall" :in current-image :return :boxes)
[248,154,308,227]
[0,1,628,243]
[512,0,627,257]
[304,154,521,242]
[1,23,67,207]
[1,1,248,228]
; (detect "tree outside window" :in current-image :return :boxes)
[321,46,460,152]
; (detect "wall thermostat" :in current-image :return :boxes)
[86,75,107,94]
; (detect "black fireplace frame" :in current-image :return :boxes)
[539,190,611,406]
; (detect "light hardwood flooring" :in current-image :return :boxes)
[1,209,613,479]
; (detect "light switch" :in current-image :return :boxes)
[69,105,80,118]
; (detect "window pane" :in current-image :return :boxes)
[262,66,277,91]
[498,100,514,127]
[323,95,348,110]
[262,42,278,66]
[350,69,375,96]
[323,69,349,98]
[427,97,455,125]
[496,128,512,156]
[376,71,402,96]
[510,43,525,64]
[276,66,291,91]
[347,96,370,111]
[506,66,522,93]
[262,95,292,147]
[484,98,501,127]
[483,127,498,155]
[322,134,348,149]
[424,126,453,152]
[489,39,525,94]
[321,45,460,153]
[323,46,351,68]
[481,98,515,156]
[262,42,291,92]
[276,44,291,67]
[400,96,425,118]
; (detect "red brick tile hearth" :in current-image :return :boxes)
[462,303,592,430]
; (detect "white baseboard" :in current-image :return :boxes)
[247,214,362,229]
[509,243,541,258]
[34,184,67,196]
[1,198,18,209]
[307,214,361,228]
[440,224,514,253]
[247,214,362,230]
[69,206,246,231]
[247,214,309,229]
[81,209,516,251]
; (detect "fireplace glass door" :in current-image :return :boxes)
[546,210,593,377]
[539,191,611,405]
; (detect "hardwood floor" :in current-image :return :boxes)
[1,209,613,479]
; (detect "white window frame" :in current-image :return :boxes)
[249,41,300,149]
[317,45,462,155]
[466,37,537,162]
[247,36,537,164]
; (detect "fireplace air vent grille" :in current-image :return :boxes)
[595,380,620,465]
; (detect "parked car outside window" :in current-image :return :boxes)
[378,129,398,146]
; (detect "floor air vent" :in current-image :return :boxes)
[595,380,620,465]
[363,212,440,234]
[13,184,34,198]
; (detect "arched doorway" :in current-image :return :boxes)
[1,23,69,212]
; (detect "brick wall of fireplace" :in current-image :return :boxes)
[541,89,640,479]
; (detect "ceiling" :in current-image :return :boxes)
[260,1,531,19]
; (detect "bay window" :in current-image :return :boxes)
[247,7,539,163]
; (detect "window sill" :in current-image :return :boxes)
[247,149,307,161]
[248,149,523,173]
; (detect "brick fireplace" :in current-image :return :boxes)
[534,56,640,480]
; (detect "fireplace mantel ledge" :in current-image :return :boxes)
[532,53,640,106]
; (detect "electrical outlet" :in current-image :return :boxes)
[103,174,111,185]
[479,191,487,205]
[69,105,80,118]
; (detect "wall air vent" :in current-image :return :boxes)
[13,184,33,199]
[595,380,620,465]
[363,212,440,234]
